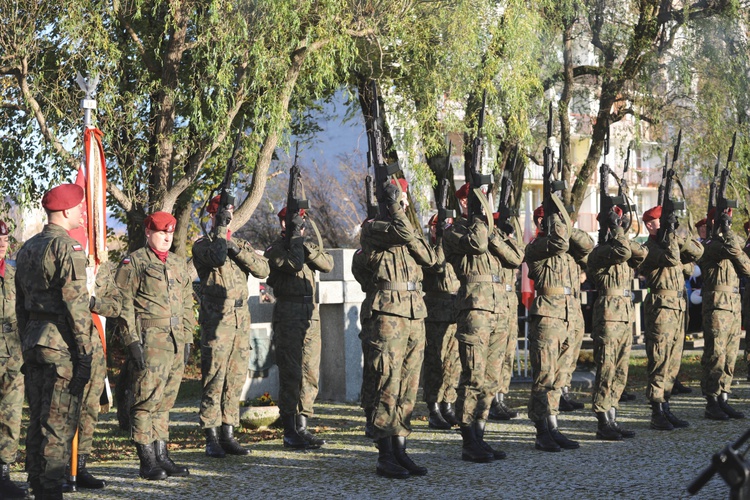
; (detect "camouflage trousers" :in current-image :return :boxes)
[644,306,684,403]
[527,315,567,421]
[273,317,321,417]
[487,299,517,396]
[496,309,519,395]
[422,321,459,404]
[455,309,502,425]
[701,307,742,396]
[77,338,106,454]
[200,324,251,428]
[591,320,632,413]
[130,330,185,445]
[24,346,80,489]
[558,307,584,389]
[0,350,23,464]
[359,318,377,411]
[367,312,425,439]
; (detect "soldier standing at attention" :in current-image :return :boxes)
[15,184,93,499]
[700,208,750,420]
[115,211,196,480]
[640,206,703,430]
[264,206,333,449]
[193,195,269,457]
[0,220,27,499]
[742,220,750,381]
[360,179,435,478]
[422,213,461,430]
[587,207,647,440]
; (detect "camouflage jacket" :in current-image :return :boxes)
[423,242,459,323]
[352,246,376,323]
[360,203,436,319]
[193,234,270,328]
[0,260,20,359]
[15,223,93,355]
[264,235,333,322]
[587,227,648,322]
[641,232,703,312]
[90,261,123,318]
[699,229,750,312]
[443,217,504,313]
[115,246,196,348]
[499,231,526,307]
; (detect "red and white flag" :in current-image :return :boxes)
[521,196,535,311]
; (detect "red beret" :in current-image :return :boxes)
[708,207,732,221]
[533,205,544,219]
[0,220,7,236]
[277,207,306,219]
[642,206,662,222]
[42,184,84,212]
[390,178,408,193]
[596,206,623,221]
[695,218,707,229]
[207,195,221,214]
[455,183,470,200]
[744,220,750,233]
[428,214,438,226]
[145,211,177,232]
[492,212,500,221]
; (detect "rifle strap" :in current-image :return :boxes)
[674,175,696,237]
[308,217,325,253]
[550,195,572,233]
[472,187,495,233]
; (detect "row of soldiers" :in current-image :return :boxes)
[0,184,332,499]
[352,177,750,478]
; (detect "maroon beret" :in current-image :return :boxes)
[390,178,408,193]
[695,218,707,229]
[144,211,177,232]
[277,207,306,219]
[207,195,221,214]
[533,205,544,219]
[708,207,732,221]
[642,206,662,222]
[42,184,84,212]
[0,220,7,236]
[455,183,470,200]
[596,205,623,221]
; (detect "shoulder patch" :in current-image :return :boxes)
[355,248,362,255]
[72,244,84,252]
[266,245,273,253]
[121,257,131,265]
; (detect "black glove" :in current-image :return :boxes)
[226,239,241,257]
[718,211,732,230]
[184,344,192,366]
[499,222,514,236]
[128,341,146,371]
[69,354,93,397]
[383,183,400,206]
[291,213,305,236]
[666,212,679,231]
[215,208,233,229]
[89,296,96,310]
[607,209,621,230]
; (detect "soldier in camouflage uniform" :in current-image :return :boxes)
[524,205,592,452]
[193,196,270,458]
[588,207,647,440]
[743,220,750,381]
[360,179,435,478]
[422,213,460,430]
[264,206,333,449]
[115,211,196,481]
[15,184,93,499]
[699,208,750,420]
[0,219,27,499]
[640,205,703,430]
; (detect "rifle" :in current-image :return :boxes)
[656,131,686,244]
[497,144,520,229]
[367,80,401,218]
[542,102,567,230]
[208,117,244,239]
[711,132,739,238]
[616,140,637,231]
[284,142,310,249]
[657,152,668,206]
[598,128,625,244]
[464,90,494,229]
[706,154,721,237]
[364,148,379,220]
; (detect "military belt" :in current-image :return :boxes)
[652,289,684,298]
[709,285,739,294]
[425,291,456,300]
[600,289,631,297]
[203,297,246,307]
[28,312,66,323]
[377,281,421,291]
[277,295,314,304]
[537,286,578,297]
[2,322,15,333]
[464,275,502,284]
[141,316,180,328]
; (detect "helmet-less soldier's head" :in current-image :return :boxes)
[42,183,85,231]
[642,206,662,236]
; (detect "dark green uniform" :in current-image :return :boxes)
[193,234,269,429]
[264,236,333,418]
[115,247,195,445]
[15,224,93,490]
[352,246,378,413]
[0,259,22,466]
[496,263,520,397]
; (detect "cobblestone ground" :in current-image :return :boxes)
[10,378,750,499]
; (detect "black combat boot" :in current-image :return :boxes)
[282,413,309,449]
[546,415,579,449]
[41,485,63,500]
[375,437,410,478]
[205,427,226,458]
[705,395,730,421]
[719,392,745,419]
[0,463,28,498]
[607,407,635,438]
[427,402,451,430]
[391,436,427,476]
[619,390,637,402]
[296,415,326,447]
[671,379,693,395]
[154,440,189,477]
[650,402,674,430]
[219,424,250,455]
[594,412,622,441]
[662,400,689,428]
[364,407,375,438]
[533,419,561,452]
[559,387,584,411]
[459,425,494,463]
[488,393,518,421]
[135,443,167,481]
[439,402,461,427]
[473,420,506,459]
[74,454,106,489]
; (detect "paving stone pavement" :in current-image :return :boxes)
[10,377,750,499]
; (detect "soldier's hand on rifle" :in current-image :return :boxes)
[128,342,146,371]
[215,208,233,229]
[607,208,622,230]
[384,183,400,206]
[291,212,305,236]
[499,222,515,236]
[719,210,732,232]
[667,212,679,232]
[227,239,241,257]
[69,353,93,397]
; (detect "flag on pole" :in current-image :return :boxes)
[520,192,535,311]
